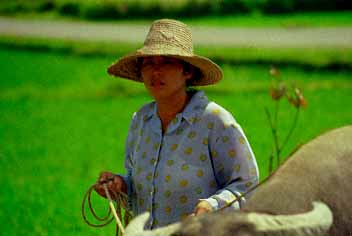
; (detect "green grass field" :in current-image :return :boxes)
[1,35,352,71]
[0,47,351,235]
[4,5,352,28]
[184,11,352,27]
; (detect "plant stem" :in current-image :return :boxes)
[280,108,300,153]
[268,149,274,174]
[274,99,279,128]
[265,106,280,174]
[274,100,281,168]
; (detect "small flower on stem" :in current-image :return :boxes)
[270,82,286,101]
[269,66,280,78]
[266,66,307,174]
[287,88,307,109]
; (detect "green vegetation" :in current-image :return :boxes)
[1,0,351,22]
[1,47,351,235]
[1,2,351,233]
[3,11,352,28]
[185,11,352,27]
[1,35,352,71]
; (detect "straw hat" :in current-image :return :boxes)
[107,19,222,86]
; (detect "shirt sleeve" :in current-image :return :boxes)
[121,112,138,211]
[205,119,259,211]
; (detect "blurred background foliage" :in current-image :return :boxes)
[1,1,352,235]
[1,0,352,20]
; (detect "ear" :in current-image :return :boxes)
[183,68,194,81]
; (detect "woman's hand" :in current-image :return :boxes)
[94,171,127,199]
[191,200,213,216]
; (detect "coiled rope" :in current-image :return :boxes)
[82,181,132,236]
[82,177,265,235]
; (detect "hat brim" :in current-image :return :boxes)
[107,51,223,86]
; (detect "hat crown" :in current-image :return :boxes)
[108,18,223,86]
[143,19,194,55]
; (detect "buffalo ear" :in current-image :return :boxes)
[124,212,150,235]
[247,201,333,236]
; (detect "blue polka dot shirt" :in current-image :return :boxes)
[122,90,259,229]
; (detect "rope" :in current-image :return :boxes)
[82,182,132,236]
[103,183,126,234]
[82,176,268,235]
[217,176,270,212]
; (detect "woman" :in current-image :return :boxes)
[95,19,259,229]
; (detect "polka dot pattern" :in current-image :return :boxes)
[124,91,258,228]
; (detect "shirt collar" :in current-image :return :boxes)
[144,90,209,125]
[182,90,209,124]
[143,101,157,122]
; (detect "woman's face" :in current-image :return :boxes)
[141,56,192,101]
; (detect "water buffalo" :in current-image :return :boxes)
[123,125,352,236]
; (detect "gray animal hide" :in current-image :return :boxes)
[177,125,352,236]
[124,125,352,236]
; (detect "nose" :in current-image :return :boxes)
[151,63,162,74]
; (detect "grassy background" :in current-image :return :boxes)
[1,36,352,70]
[1,46,351,235]
[184,11,352,27]
[3,10,352,28]
[1,8,351,235]
[1,0,351,22]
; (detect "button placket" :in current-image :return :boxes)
[149,131,163,228]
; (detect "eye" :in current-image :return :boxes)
[163,59,174,64]
[142,60,154,68]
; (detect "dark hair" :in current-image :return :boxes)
[136,57,144,78]
[182,61,202,87]
[137,56,203,86]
